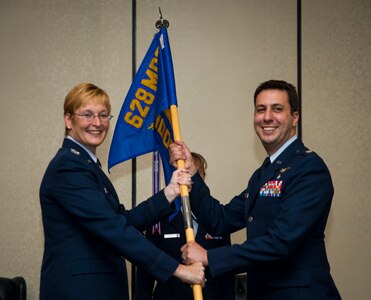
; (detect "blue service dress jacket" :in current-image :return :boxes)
[39,138,179,300]
[136,210,235,300]
[189,139,341,300]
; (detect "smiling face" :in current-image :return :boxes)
[63,83,111,154]
[254,89,299,155]
[64,100,110,154]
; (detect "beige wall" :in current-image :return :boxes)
[302,1,371,298]
[0,0,369,299]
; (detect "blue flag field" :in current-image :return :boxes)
[108,28,177,185]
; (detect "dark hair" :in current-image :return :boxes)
[254,80,299,113]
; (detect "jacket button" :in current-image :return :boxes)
[248,216,253,223]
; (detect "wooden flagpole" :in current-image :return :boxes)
[156,9,203,300]
[170,105,203,300]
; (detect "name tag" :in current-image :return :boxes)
[164,233,180,239]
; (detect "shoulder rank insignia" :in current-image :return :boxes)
[70,148,80,155]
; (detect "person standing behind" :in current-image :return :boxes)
[39,82,205,300]
[171,80,341,300]
[136,152,235,300]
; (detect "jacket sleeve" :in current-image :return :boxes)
[189,172,247,236]
[47,154,178,282]
[123,191,175,231]
[190,155,334,277]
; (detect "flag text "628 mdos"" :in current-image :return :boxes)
[124,48,159,129]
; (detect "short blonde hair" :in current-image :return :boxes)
[63,83,111,136]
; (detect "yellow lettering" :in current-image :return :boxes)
[124,112,143,128]
[157,118,166,137]
[136,88,154,105]
[149,57,158,72]
[129,99,149,118]
[154,115,173,149]
[141,69,158,92]
[162,129,172,148]
[125,47,160,130]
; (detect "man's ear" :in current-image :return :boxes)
[292,111,299,127]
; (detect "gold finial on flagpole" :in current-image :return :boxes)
[155,7,169,29]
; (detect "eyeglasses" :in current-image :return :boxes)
[73,112,114,121]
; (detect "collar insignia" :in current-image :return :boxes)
[70,149,80,155]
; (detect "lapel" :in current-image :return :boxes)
[246,139,305,213]
[94,164,120,200]
[62,138,120,202]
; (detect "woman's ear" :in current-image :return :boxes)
[64,113,72,130]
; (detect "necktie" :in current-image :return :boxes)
[97,159,102,168]
[262,156,271,169]
[259,157,271,180]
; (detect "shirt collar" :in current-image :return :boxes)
[66,135,98,163]
[269,135,298,163]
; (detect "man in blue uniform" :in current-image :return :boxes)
[170,80,341,299]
